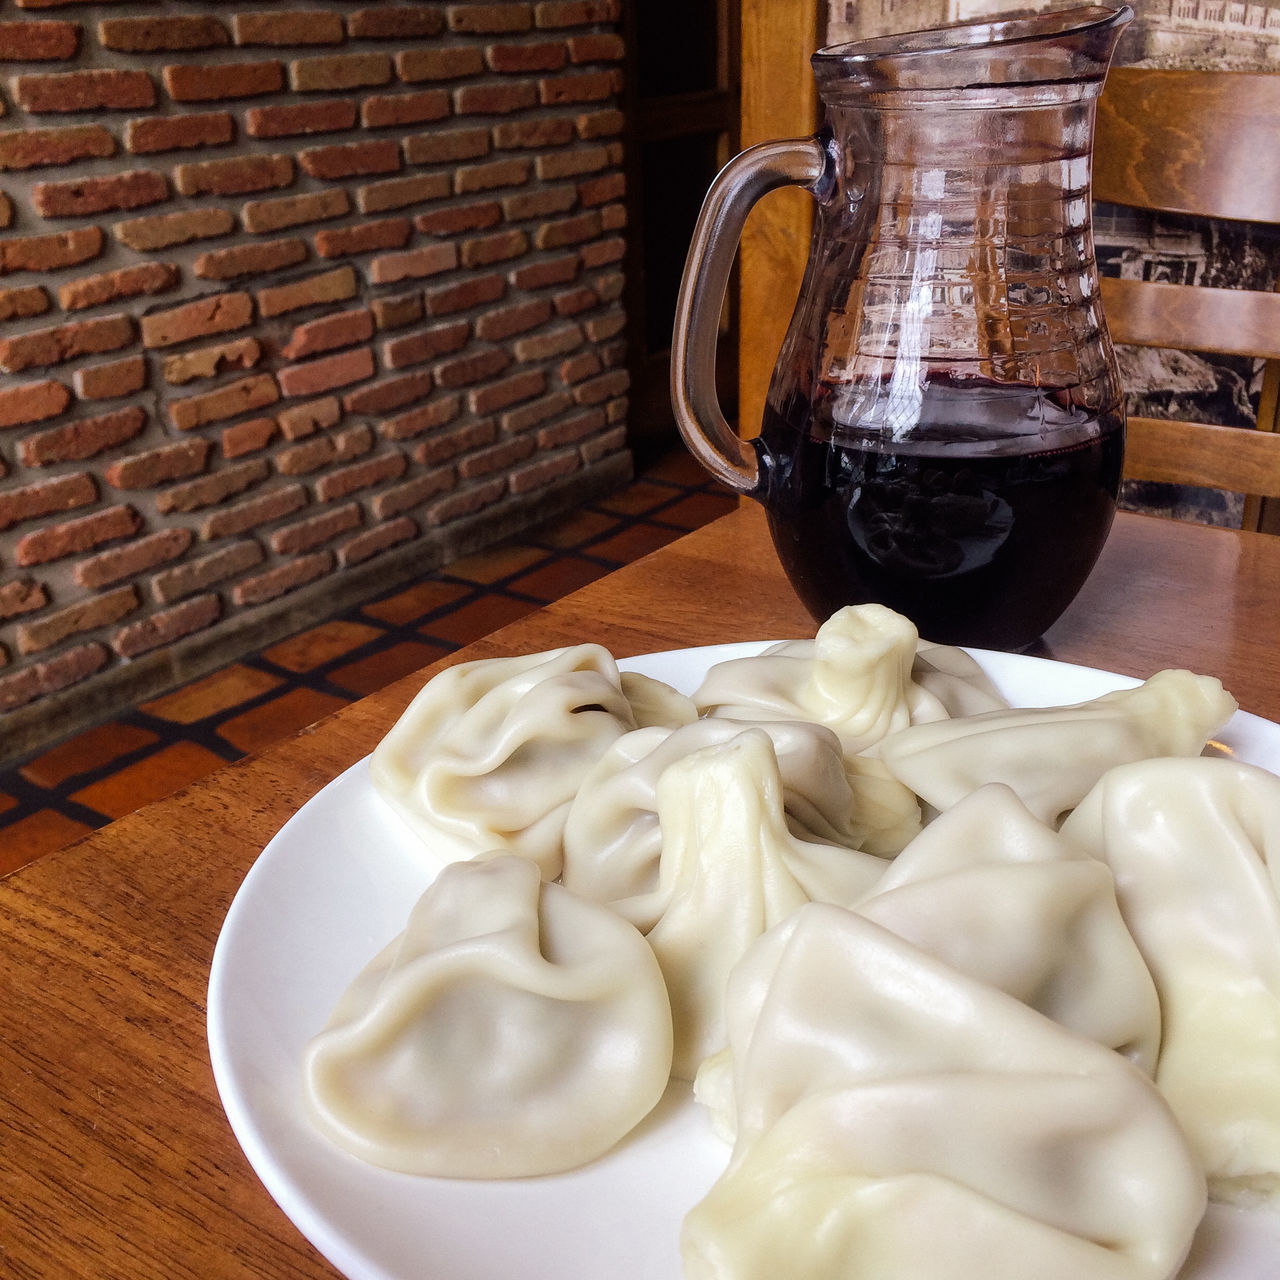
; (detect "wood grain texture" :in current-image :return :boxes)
[1124,415,1280,498]
[6,505,1280,1277]
[737,0,820,439]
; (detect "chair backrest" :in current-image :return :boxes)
[1093,66,1280,531]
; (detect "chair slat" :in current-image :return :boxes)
[1124,416,1280,499]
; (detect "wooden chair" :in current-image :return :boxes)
[1094,67,1280,532]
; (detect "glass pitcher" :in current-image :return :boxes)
[672,5,1133,651]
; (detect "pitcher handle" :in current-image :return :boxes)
[670,136,830,493]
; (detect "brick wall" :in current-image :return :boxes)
[0,0,633,762]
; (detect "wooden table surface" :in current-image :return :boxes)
[4,502,1280,1279]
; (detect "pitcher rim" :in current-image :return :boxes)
[814,3,1133,67]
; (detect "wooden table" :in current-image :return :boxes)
[4,503,1280,1279]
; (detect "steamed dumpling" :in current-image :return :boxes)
[562,718,918,930]
[684,906,1205,1280]
[691,604,958,756]
[370,644,637,877]
[877,668,1237,825]
[303,855,673,1178]
[855,783,1161,1071]
[1062,757,1280,1203]
[643,729,889,1079]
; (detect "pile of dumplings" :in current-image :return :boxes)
[301,603,1280,1280]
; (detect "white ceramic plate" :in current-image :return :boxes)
[208,643,1280,1280]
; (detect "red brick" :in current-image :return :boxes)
[403,126,491,167]
[578,171,625,207]
[536,145,609,180]
[536,405,607,449]
[425,476,505,525]
[510,253,579,289]
[536,209,602,249]
[277,347,374,398]
[0,474,96,536]
[338,516,416,566]
[193,237,307,281]
[510,449,583,492]
[277,434,341,476]
[113,594,220,659]
[568,33,624,61]
[395,46,484,81]
[449,4,533,33]
[371,293,424,330]
[559,350,601,383]
[539,71,615,105]
[15,505,140,566]
[470,368,546,415]
[0,579,50,620]
[454,156,531,193]
[348,7,446,39]
[32,168,168,219]
[454,81,538,114]
[593,270,625,301]
[168,373,279,431]
[17,585,138,655]
[501,187,577,221]
[461,228,529,268]
[233,11,344,45]
[255,265,356,317]
[355,173,450,215]
[313,217,410,259]
[0,314,133,374]
[477,297,554,341]
[412,420,492,464]
[232,553,331,606]
[0,124,114,171]
[380,394,463,442]
[370,242,458,285]
[600,200,626,231]
[15,68,155,112]
[201,485,307,539]
[511,318,579,358]
[0,379,71,429]
[553,284,598,315]
[157,458,269,514]
[277,395,339,438]
[425,272,506,316]
[576,107,624,139]
[381,321,469,370]
[299,139,400,180]
[242,188,349,233]
[0,286,50,323]
[59,262,179,311]
[458,434,536,479]
[244,99,357,138]
[175,153,292,197]
[150,541,263,604]
[0,227,103,275]
[0,19,79,60]
[282,309,374,360]
[100,16,229,52]
[75,528,193,589]
[141,292,253,349]
[493,117,575,149]
[375,465,457,509]
[414,201,502,236]
[500,389,572,432]
[270,503,362,554]
[361,89,450,130]
[572,367,629,405]
[161,337,262,385]
[163,60,284,102]
[584,310,625,342]
[0,643,108,713]
[1,194,13,229]
[19,405,147,467]
[104,439,211,489]
[580,235,624,268]
[221,416,277,458]
[113,208,234,251]
[534,1,620,27]
[73,354,148,400]
[342,369,434,415]
[290,53,391,92]
[315,450,407,501]
[487,41,566,73]
[436,346,511,388]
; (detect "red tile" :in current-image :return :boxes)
[588,521,686,564]
[262,619,384,673]
[443,543,548,585]
[506,556,610,602]
[0,810,95,877]
[19,722,160,790]
[217,687,350,756]
[139,664,283,725]
[641,449,711,485]
[595,480,678,516]
[69,741,230,821]
[528,509,621,550]
[420,594,539,646]
[653,490,738,530]
[361,580,471,625]
[328,640,451,696]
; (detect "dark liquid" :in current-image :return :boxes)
[755,389,1124,651]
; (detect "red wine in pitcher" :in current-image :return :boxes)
[754,381,1124,651]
